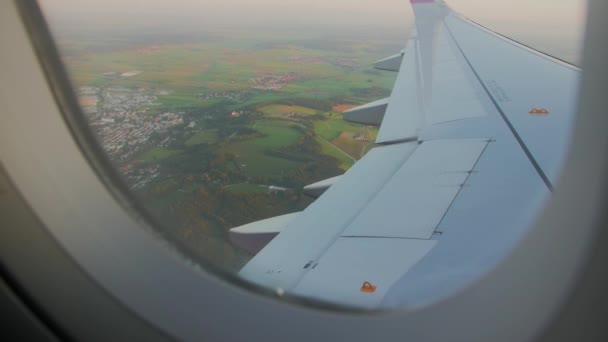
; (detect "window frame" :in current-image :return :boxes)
[1,0,607,341]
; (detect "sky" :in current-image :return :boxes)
[39,0,587,63]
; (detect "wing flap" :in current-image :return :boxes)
[292,238,436,309]
[343,139,488,239]
[239,142,419,290]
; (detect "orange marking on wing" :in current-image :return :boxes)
[360,281,377,293]
[529,108,550,114]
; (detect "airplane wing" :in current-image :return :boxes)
[230,0,580,309]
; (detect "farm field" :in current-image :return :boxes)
[314,116,373,141]
[316,137,355,171]
[185,130,219,146]
[331,132,373,159]
[250,120,302,148]
[221,142,301,178]
[224,183,267,194]
[259,104,318,117]
[141,146,182,161]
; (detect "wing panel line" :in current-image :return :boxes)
[443,19,554,191]
[341,235,435,241]
[428,138,492,235]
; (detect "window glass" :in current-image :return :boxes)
[38,0,586,309]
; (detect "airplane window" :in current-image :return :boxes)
[36,0,586,310]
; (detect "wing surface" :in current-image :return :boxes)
[234,0,580,309]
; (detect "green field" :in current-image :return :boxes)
[143,182,204,211]
[314,116,371,140]
[185,130,219,146]
[259,104,318,117]
[222,143,301,177]
[156,93,218,109]
[251,121,302,148]
[224,183,267,194]
[141,147,181,161]
[316,137,354,171]
[221,120,304,177]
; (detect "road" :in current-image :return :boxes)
[316,135,356,162]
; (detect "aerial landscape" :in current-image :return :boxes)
[48,19,405,270]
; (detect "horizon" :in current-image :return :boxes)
[39,0,587,63]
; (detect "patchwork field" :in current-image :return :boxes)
[314,116,372,141]
[331,132,373,159]
[221,143,301,178]
[224,183,267,194]
[57,27,402,270]
[259,104,318,117]
[185,130,219,146]
[141,146,182,161]
[63,30,400,110]
[315,137,355,171]
[250,120,302,148]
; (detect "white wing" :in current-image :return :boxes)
[231,0,580,309]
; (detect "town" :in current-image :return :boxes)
[250,72,301,91]
[80,86,185,162]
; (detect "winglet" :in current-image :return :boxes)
[374,53,404,72]
[303,175,342,198]
[229,212,300,255]
[342,98,389,126]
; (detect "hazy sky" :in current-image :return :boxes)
[39,0,587,24]
[39,0,587,63]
